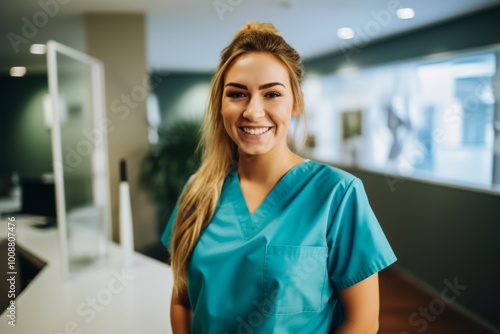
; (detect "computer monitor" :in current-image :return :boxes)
[20,178,57,225]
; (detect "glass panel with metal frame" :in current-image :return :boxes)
[47,41,111,281]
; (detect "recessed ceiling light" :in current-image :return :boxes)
[337,27,355,40]
[397,8,415,19]
[10,67,27,77]
[30,44,46,54]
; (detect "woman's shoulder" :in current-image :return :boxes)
[298,160,368,201]
[305,160,358,186]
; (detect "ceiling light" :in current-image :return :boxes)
[337,27,355,40]
[30,44,46,54]
[397,8,415,19]
[10,67,27,77]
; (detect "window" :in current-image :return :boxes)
[304,47,499,189]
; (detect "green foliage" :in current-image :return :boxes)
[140,118,202,226]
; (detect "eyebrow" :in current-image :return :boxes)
[224,82,286,90]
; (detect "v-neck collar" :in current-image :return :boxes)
[228,159,311,240]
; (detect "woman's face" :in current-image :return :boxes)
[221,52,295,158]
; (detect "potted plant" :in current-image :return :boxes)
[140,117,202,236]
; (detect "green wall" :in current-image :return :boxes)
[0,75,52,181]
[152,72,212,127]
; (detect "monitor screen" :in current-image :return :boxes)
[20,179,57,220]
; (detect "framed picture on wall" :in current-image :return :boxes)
[341,109,362,142]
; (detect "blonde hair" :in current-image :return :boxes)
[170,22,306,295]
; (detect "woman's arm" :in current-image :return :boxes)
[170,286,192,334]
[334,273,380,334]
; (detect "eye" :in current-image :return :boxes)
[226,91,246,99]
[265,91,281,99]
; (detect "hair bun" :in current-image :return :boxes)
[238,22,282,37]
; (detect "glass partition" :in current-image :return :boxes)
[47,41,111,281]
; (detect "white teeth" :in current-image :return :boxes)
[242,127,270,135]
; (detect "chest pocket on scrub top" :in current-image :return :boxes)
[263,244,329,315]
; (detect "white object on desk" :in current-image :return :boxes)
[119,160,135,268]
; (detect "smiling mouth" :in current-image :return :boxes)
[241,127,271,135]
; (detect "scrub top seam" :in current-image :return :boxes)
[228,171,254,241]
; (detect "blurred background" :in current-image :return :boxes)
[0,0,499,332]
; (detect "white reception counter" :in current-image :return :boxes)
[0,216,173,333]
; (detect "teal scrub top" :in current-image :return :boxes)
[162,160,397,333]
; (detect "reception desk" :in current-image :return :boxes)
[0,216,173,333]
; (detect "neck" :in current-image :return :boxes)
[237,148,303,184]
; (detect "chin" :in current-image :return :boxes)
[238,147,270,157]
[239,149,263,157]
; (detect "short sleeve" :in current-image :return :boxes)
[327,178,397,291]
[160,176,194,251]
[160,198,179,251]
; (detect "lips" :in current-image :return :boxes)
[241,127,271,135]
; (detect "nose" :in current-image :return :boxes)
[243,96,265,120]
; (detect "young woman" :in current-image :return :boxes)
[161,22,396,333]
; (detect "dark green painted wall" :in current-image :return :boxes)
[152,72,212,127]
[0,75,52,181]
